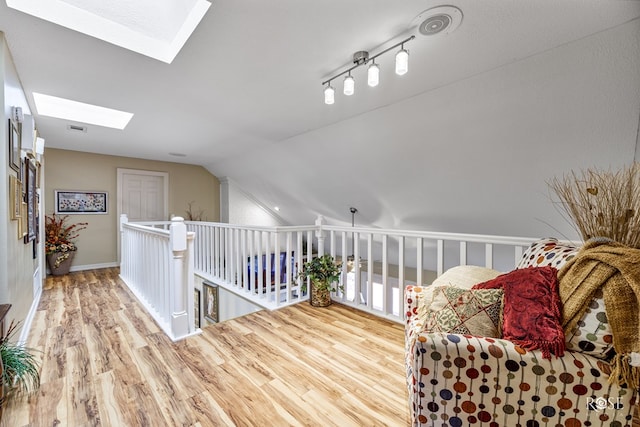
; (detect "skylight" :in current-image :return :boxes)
[33,93,133,130]
[6,0,211,63]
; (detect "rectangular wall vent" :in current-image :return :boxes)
[67,124,87,133]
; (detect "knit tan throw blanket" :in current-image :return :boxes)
[558,239,640,389]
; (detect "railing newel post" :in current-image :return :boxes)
[170,216,189,339]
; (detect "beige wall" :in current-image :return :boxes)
[44,148,220,268]
[1,34,39,329]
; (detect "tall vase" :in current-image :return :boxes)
[46,251,75,276]
[310,281,331,307]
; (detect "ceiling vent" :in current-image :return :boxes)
[412,5,463,37]
[67,124,87,133]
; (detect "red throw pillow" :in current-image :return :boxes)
[473,266,564,359]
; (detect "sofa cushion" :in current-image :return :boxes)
[516,237,578,270]
[564,290,615,359]
[421,286,503,337]
[517,238,615,359]
[474,266,564,359]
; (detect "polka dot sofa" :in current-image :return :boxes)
[405,238,639,427]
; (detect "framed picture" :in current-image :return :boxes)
[55,190,108,214]
[194,288,201,328]
[9,175,21,220]
[18,202,27,240]
[203,282,219,324]
[24,157,37,243]
[8,119,21,173]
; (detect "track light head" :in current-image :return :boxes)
[367,62,379,87]
[343,74,355,96]
[395,47,409,76]
[324,84,335,104]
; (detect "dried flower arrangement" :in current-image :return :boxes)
[549,163,640,248]
[45,214,88,269]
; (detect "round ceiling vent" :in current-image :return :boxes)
[412,5,463,37]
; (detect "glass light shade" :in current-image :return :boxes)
[324,85,335,104]
[343,75,355,96]
[395,48,409,75]
[367,63,379,87]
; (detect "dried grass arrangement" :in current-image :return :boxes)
[549,163,640,248]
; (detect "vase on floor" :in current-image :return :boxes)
[46,251,75,276]
[310,281,331,307]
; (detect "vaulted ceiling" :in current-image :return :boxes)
[2,1,639,238]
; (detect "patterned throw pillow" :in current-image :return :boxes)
[516,237,579,270]
[422,286,503,338]
[517,238,614,360]
[564,289,615,360]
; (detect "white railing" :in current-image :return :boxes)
[120,215,200,341]
[186,222,317,310]
[319,223,538,323]
[121,214,542,326]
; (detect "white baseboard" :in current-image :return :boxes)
[18,286,41,346]
[69,262,119,272]
[44,262,120,276]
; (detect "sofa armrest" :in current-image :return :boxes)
[406,332,637,426]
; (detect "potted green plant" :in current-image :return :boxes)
[298,254,343,307]
[0,320,40,410]
[44,214,87,275]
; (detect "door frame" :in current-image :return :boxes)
[116,168,169,261]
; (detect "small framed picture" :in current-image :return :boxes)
[8,119,21,173]
[9,175,21,220]
[203,282,219,324]
[55,190,108,214]
[24,157,37,243]
[194,288,201,328]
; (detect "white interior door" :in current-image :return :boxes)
[117,168,169,260]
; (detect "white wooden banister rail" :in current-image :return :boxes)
[121,214,543,326]
[120,214,200,341]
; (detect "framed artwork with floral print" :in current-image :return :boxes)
[55,190,108,214]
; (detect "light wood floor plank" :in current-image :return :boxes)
[1,267,409,426]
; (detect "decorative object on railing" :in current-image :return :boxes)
[120,215,199,341]
[549,162,640,248]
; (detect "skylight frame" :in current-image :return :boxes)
[33,92,134,130]
[6,0,211,63]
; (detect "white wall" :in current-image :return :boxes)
[194,275,262,325]
[220,177,286,226]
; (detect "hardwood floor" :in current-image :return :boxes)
[1,268,410,427]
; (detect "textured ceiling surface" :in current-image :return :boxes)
[1,0,639,237]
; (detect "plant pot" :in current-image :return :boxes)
[310,281,331,307]
[46,251,75,276]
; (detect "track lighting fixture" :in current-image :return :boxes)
[321,35,415,105]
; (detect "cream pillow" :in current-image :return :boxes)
[431,265,502,289]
